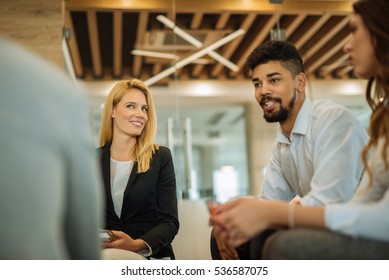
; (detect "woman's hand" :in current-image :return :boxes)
[102,230,145,252]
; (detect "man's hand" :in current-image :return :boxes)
[213,226,240,260]
[210,196,271,248]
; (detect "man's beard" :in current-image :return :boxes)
[263,90,296,123]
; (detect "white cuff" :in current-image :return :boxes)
[136,240,152,257]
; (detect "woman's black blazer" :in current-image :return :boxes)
[98,144,179,259]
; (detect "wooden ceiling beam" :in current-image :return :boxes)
[191,12,231,78]
[295,13,331,49]
[132,11,148,77]
[307,34,351,74]
[232,13,281,76]
[64,0,356,82]
[302,15,350,62]
[191,10,230,77]
[64,10,84,77]
[113,11,123,77]
[211,13,257,77]
[166,11,175,22]
[215,12,231,30]
[191,32,220,77]
[152,63,163,76]
[285,14,306,38]
[87,10,103,77]
[191,12,204,29]
[65,0,353,13]
[319,53,349,73]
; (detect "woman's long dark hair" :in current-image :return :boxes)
[355,0,389,183]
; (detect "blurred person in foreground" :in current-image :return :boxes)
[210,0,389,259]
[0,37,103,259]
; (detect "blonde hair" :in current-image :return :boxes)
[99,78,159,173]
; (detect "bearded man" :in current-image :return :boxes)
[210,40,369,260]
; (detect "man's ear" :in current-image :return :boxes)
[296,72,307,92]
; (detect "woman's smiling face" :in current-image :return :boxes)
[111,89,149,138]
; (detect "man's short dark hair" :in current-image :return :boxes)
[246,41,305,77]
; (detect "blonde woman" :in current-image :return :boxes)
[98,78,179,260]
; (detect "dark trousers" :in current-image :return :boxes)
[263,228,389,260]
[210,228,276,260]
[212,227,389,259]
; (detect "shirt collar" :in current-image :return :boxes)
[276,98,311,143]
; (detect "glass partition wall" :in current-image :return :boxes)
[155,102,249,203]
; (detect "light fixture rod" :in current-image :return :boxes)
[157,15,241,72]
[145,29,245,86]
[131,49,178,60]
[157,15,203,48]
